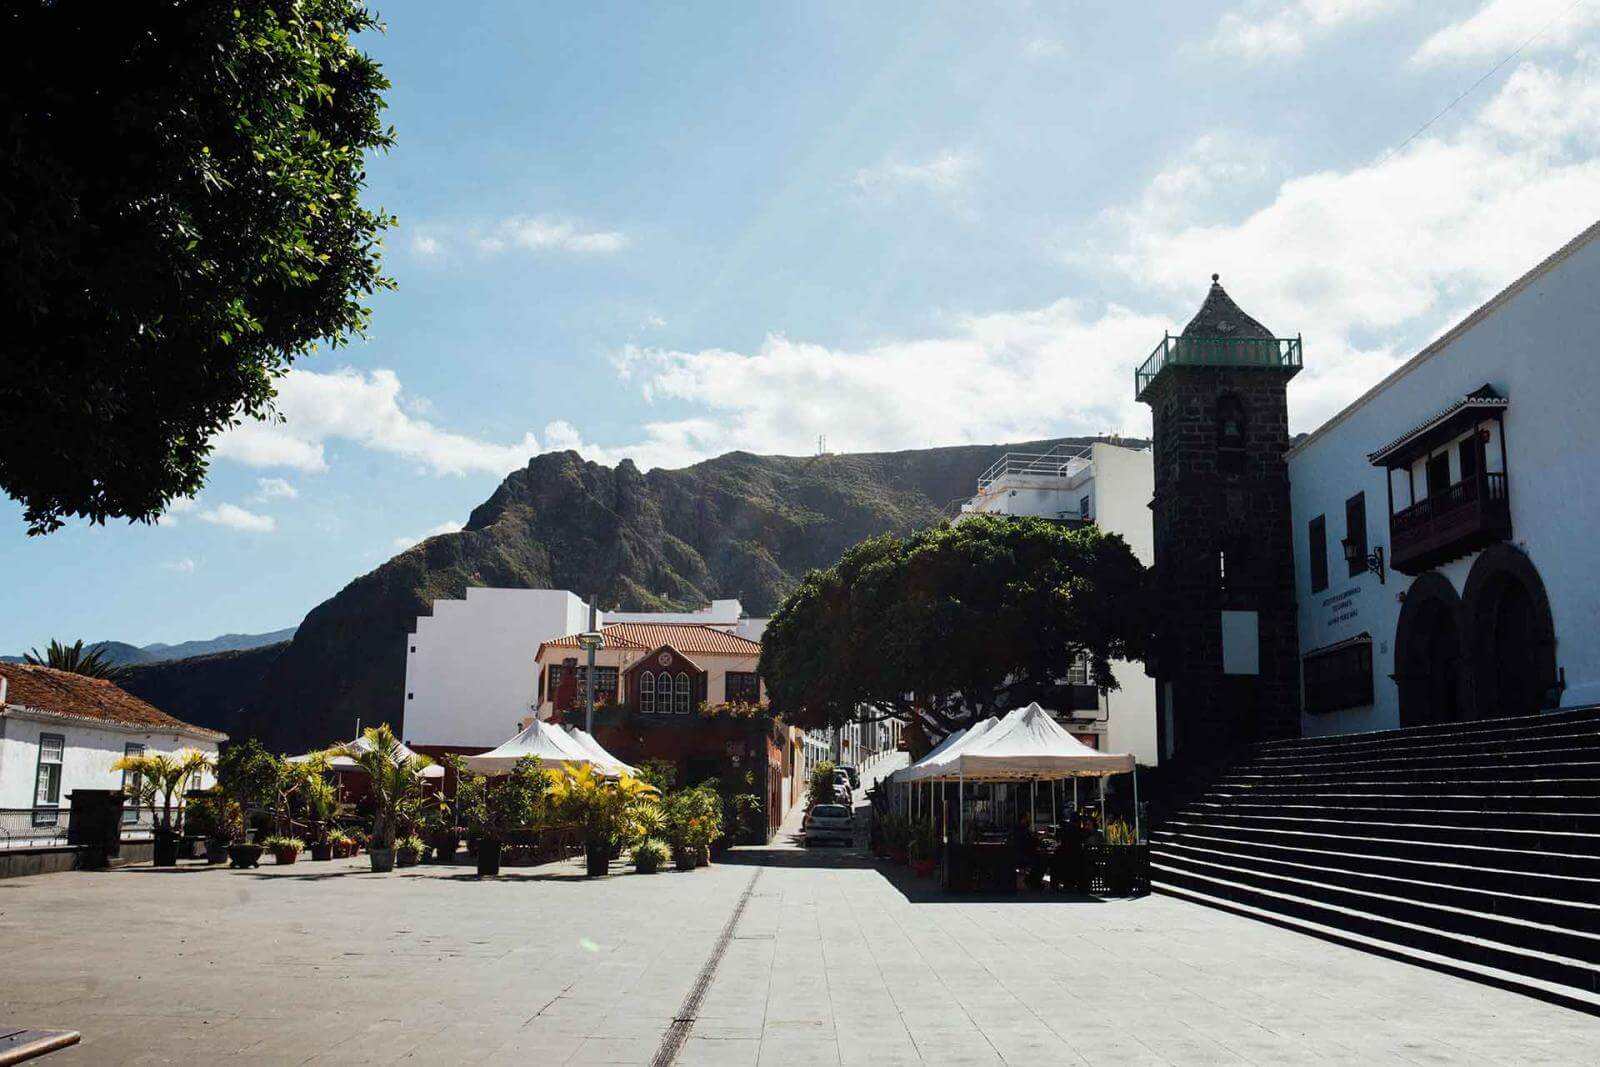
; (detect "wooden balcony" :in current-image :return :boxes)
[1390,471,1510,575]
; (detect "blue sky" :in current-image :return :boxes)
[4,0,1599,652]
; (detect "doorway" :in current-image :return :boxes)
[1395,574,1463,728]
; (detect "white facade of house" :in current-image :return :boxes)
[1287,222,1600,736]
[956,440,1159,764]
[403,588,771,748]
[0,683,223,815]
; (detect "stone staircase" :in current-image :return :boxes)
[1151,706,1600,1012]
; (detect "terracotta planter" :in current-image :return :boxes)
[227,843,264,869]
[271,845,301,865]
[911,857,936,878]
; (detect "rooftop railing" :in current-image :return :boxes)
[975,444,1092,493]
[1135,333,1302,400]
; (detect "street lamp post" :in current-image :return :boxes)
[576,597,604,733]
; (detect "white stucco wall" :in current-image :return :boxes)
[403,588,592,748]
[0,712,221,811]
[1288,227,1600,736]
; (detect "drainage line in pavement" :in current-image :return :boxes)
[650,867,763,1067]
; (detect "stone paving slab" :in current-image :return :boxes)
[3,803,1600,1064]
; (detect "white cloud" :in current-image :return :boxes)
[198,503,276,533]
[160,558,197,574]
[392,520,465,550]
[253,477,298,501]
[1413,0,1600,65]
[1210,0,1401,60]
[410,215,627,259]
[1023,37,1067,60]
[213,368,540,476]
[852,150,977,200]
[156,496,200,527]
[579,60,1600,468]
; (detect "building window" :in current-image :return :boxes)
[1308,515,1328,594]
[121,742,145,825]
[34,733,65,825]
[1345,492,1368,578]
[576,666,619,705]
[1425,452,1451,496]
[407,692,414,700]
[639,671,656,713]
[547,665,563,698]
[1217,394,1246,475]
[1302,638,1374,714]
[726,671,759,704]
[675,672,691,714]
[1080,495,1092,521]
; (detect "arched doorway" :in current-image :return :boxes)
[1395,573,1464,728]
[1462,545,1557,719]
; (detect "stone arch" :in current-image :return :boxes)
[1394,572,1465,728]
[1461,544,1558,719]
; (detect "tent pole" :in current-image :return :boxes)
[1099,776,1106,831]
[1132,766,1141,844]
[1052,779,1058,827]
[959,773,964,841]
[1031,779,1037,825]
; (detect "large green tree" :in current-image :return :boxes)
[760,515,1153,733]
[1,1,394,533]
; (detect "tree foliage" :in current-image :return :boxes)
[1,1,395,532]
[760,515,1153,732]
[24,638,127,681]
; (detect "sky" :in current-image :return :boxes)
[4,0,1600,652]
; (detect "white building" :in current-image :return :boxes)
[955,439,1159,763]
[0,664,226,820]
[1287,221,1600,735]
[403,588,769,749]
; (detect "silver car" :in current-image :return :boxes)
[804,803,855,847]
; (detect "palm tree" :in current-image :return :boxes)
[111,749,214,838]
[336,724,432,871]
[25,638,126,681]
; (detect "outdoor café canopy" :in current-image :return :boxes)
[461,719,613,776]
[940,702,1134,781]
[562,725,638,777]
[900,703,1134,783]
[288,735,445,779]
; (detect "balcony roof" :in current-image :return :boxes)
[1367,384,1508,467]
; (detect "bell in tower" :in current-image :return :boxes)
[1136,275,1303,763]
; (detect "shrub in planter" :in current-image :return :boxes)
[396,835,425,867]
[632,838,669,874]
[227,842,264,868]
[264,835,304,864]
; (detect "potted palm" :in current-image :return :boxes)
[111,748,213,867]
[336,724,432,873]
[217,739,279,868]
[453,754,553,878]
[549,765,653,878]
[185,789,232,865]
[304,776,338,860]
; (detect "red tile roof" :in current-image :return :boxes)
[542,622,761,658]
[0,663,226,739]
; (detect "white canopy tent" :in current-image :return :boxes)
[562,725,638,777]
[288,736,445,779]
[461,719,614,776]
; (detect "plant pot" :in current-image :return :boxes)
[911,857,936,878]
[310,842,333,861]
[205,837,231,864]
[585,843,609,878]
[477,839,503,878]
[369,848,395,873]
[431,834,459,862]
[227,843,264,869]
[272,845,301,865]
[397,850,419,868]
[152,831,181,867]
[673,848,697,872]
[888,848,909,865]
[635,854,662,875]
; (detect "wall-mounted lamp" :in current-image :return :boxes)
[1341,538,1386,584]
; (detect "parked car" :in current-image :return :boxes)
[837,764,860,789]
[804,803,855,847]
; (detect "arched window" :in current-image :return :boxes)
[675,672,691,714]
[639,671,655,714]
[1217,395,1246,474]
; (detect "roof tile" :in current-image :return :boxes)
[0,663,225,739]
[543,622,760,657]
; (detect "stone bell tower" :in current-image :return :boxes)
[1137,275,1302,762]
